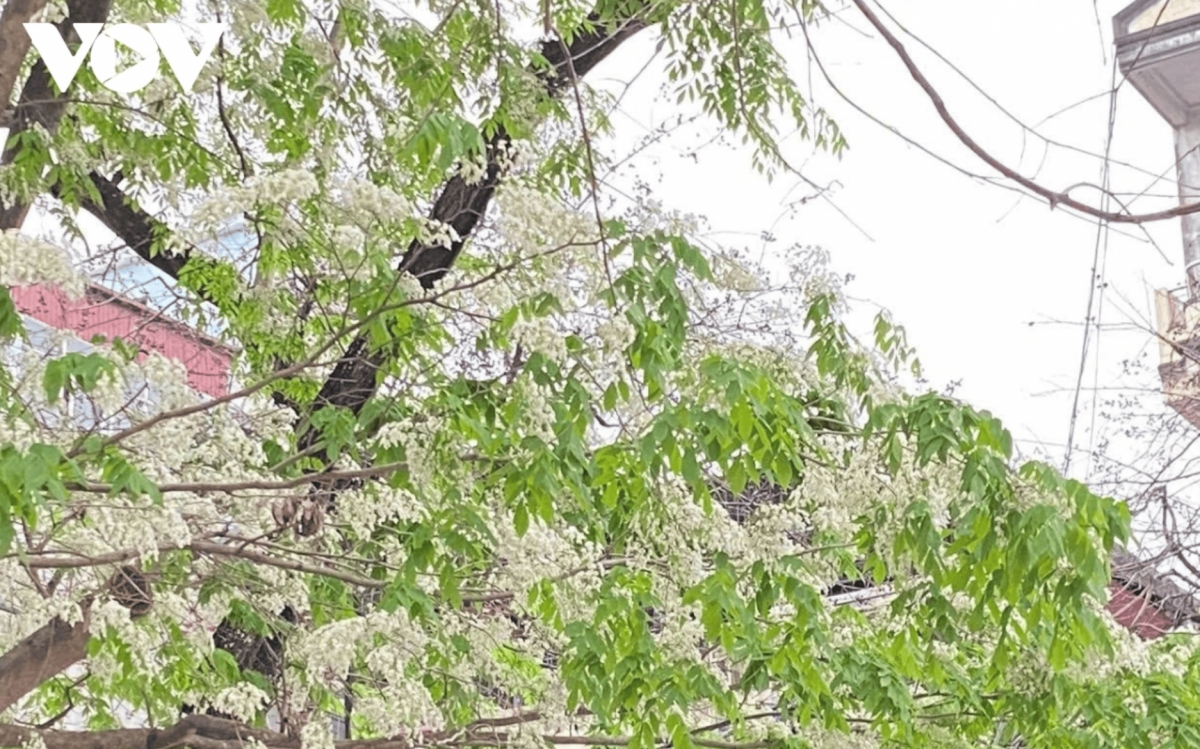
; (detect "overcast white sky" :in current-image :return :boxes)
[595,0,1193,484]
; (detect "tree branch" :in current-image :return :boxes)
[0,606,90,714]
[302,9,649,451]
[851,0,1200,225]
[59,459,412,495]
[0,0,113,230]
[0,713,781,749]
[73,171,191,279]
[0,0,49,110]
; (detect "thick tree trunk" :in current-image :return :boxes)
[0,0,49,111]
[0,609,90,714]
[0,2,651,716]
[301,13,649,449]
[0,0,113,230]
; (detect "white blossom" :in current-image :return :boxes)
[211,683,270,722]
[0,231,85,297]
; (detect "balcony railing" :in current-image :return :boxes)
[1154,286,1200,427]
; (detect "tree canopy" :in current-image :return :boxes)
[0,2,1198,749]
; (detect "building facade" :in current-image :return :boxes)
[9,282,233,399]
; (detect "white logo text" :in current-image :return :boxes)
[23,23,226,94]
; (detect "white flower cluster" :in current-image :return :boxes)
[337,178,414,226]
[331,224,365,252]
[61,499,192,564]
[0,415,36,452]
[291,609,427,686]
[338,484,422,539]
[1007,647,1052,696]
[155,589,231,653]
[86,599,163,676]
[651,592,706,661]
[211,682,270,722]
[511,315,567,364]
[192,169,321,230]
[596,314,636,353]
[416,218,460,252]
[473,276,516,311]
[456,149,489,185]
[827,608,868,649]
[291,616,367,685]
[243,563,312,622]
[516,376,558,444]
[89,599,127,636]
[20,730,48,749]
[288,607,446,736]
[0,230,85,298]
[354,676,443,737]
[741,503,810,568]
[300,719,336,749]
[397,273,425,300]
[493,139,526,172]
[1090,610,1152,679]
[710,255,762,293]
[87,648,121,683]
[491,514,604,603]
[90,364,131,414]
[783,245,833,289]
[140,352,199,413]
[629,197,700,236]
[375,415,444,490]
[252,169,321,203]
[1149,638,1194,680]
[495,184,593,255]
[801,727,881,749]
[631,476,747,586]
[797,445,928,553]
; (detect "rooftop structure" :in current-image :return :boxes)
[1108,549,1200,638]
[1115,1,1200,128]
[9,282,233,398]
[1114,2,1200,427]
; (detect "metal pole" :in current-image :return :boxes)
[1177,120,1200,299]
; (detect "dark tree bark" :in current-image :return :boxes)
[70,172,187,279]
[0,609,91,714]
[0,2,651,715]
[300,13,649,452]
[0,0,50,111]
[0,0,113,230]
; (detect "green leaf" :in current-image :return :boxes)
[0,287,23,340]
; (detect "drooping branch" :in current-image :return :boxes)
[851,0,1200,225]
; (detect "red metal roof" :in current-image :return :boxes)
[1106,582,1176,640]
[10,283,232,398]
